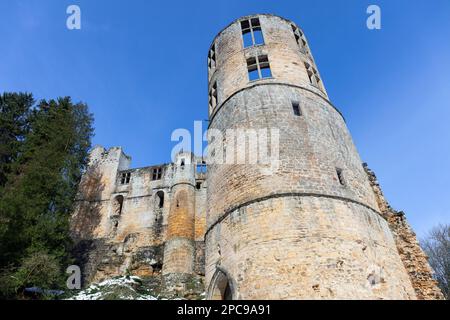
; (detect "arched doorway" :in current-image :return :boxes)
[208,269,234,300]
[113,195,124,215]
[111,195,124,231]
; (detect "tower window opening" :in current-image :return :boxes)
[241,18,264,48]
[292,101,302,116]
[209,81,218,113]
[304,62,322,90]
[208,43,216,74]
[152,167,163,180]
[197,162,207,173]
[247,55,272,81]
[120,172,131,185]
[181,158,185,167]
[336,168,346,186]
[196,182,202,190]
[291,24,308,53]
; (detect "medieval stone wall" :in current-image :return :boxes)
[71,147,206,286]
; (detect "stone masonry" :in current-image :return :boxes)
[71,148,207,294]
[70,14,443,300]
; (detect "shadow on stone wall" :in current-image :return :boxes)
[70,164,105,241]
[70,164,107,285]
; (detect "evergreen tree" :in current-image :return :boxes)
[0,95,94,298]
[0,93,33,188]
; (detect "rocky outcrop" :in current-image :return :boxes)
[363,163,444,300]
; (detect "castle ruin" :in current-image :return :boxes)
[70,14,443,300]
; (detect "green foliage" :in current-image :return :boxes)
[0,93,94,299]
[0,92,33,188]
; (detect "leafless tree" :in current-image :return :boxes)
[421,224,450,299]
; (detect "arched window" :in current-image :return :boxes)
[175,190,187,209]
[113,195,124,215]
[208,269,234,300]
[156,191,164,209]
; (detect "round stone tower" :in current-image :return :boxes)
[205,14,417,300]
[162,152,196,281]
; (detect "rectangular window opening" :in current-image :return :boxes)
[336,168,345,186]
[241,17,264,48]
[208,44,216,72]
[209,81,218,112]
[152,168,162,181]
[121,172,131,185]
[292,101,302,116]
[196,162,207,174]
[292,24,308,53]
[247,55,272,81]
[242,32,253,48]
[253,29,264,45]
[304,62,322,90]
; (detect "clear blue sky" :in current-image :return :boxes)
[0,0,449,238]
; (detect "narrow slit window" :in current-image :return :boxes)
[208,44,216,74]
[247,55,272,81]
[241,17,264,48]
[291,24,308,53]
[196,182,202,190]
[292,101,302,116]
[336,168,346,186]
[209,81,218,112]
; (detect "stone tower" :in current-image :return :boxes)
[162,151,197,281]
[205,14,419,299]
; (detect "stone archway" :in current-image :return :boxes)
[208,268,235,300]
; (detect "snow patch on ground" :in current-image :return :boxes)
[67,276,158,300]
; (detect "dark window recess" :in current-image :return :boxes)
[247,55,272,81]
[156,191,164,208]
[291,24,308,53]
[196,182,202,190]
[120,172,131,185]
[304,62,322,90]
[208,43,216,73]
[336,168,345,186]
[241,17,264,48]
[152,167,162,180]
[209,81,218,112]
[113,195,124,216]
[292,101,302,116]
